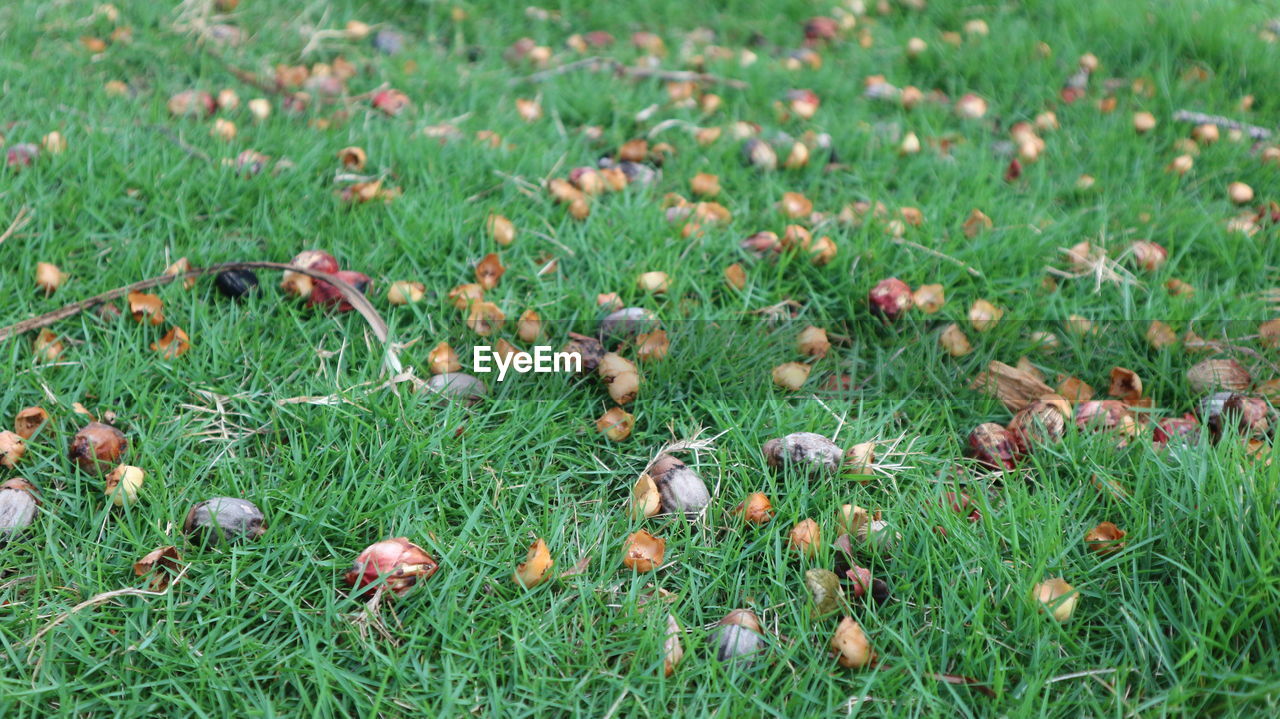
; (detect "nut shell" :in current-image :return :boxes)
[68,422,127,474]
[183,497,266,545]
[643,454,710,514]
[762,432,842,474]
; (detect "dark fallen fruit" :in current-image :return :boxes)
[562,332,605,374]
[0,478,41,541]
[424,372,487,405]
[215,269,260,299]
[69,422,127,474]
[183,497,266,545]
[308,270,371,311]
[869,278,913,320]
[638,454,710,515]
[344,537,439,597]
[762,432,842,474]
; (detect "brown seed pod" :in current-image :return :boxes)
[14,407,49,440]
[966,423,1017,470]
[1074,400,1136,436]
[0,478,41,540]
[424,373,487,405]
[636,330,670,363]
[1007,400,1067,454]
[596,407,635,441]
[622,530,665,572]
[183,497,266,546]
[637,454,710,516]
[869,278,913,320]
[1109,367,1143,402]
[562,333,605,375]
[831,617,875,668]
[789,518,821,557]
[1084,522,1126,555]
[343,537,438,597]
[763,432,842,474]
[0,431,26,468]
[733,492,773,524]
[513,538,554,588]
[68,422,127,474]
[1186,359,1250,394]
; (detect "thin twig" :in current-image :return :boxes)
[1172,110,1272,140]
[0,261,403,374]
[26,566,191,653]
[0,206,32,245]
[511,56,748,89]
[890,238,983,277]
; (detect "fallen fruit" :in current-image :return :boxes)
[967,423,1018,470]
[1084,521,1126,554]
[344,537,438,597]
[771,361,812,391]
[622,530,665,572]
[763,432,842,474]
[733,492,773,524]
[14,407,49,440]
[596,407,635,441]
[69,422,127,474]
[805,568,844,617]
[713,609,766,662]
[789,518,821,558]
[183,497,266,545]
[513,538,554,588]
[424,372,487,405]
[0,431,25,468]
[831,617,874,668]
[0,478,41,541]
[598,353,640,404]
[1031,577,1079,622]
[869,278,913,320]
[637,454,710,516]
[104,464,145,507]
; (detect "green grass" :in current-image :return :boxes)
[2,0,1280,716]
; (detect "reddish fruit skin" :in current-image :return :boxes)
[308,270,371,311]
[1074,400,1132,433]
[290,250,340,275]
[845,565,872,598]
[803,17,839,44]
[7,143,39,169]
[966,423,1018,470]
[372,89,410,116]
[869,278,913,320]
[1222,394,1272,439]
[343,537,439,597]
[1153,414,1200,446]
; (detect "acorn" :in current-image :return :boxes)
[0,478,41,541]
[1031,578,1079,622]
[634,454,710,517]
[763,432,842,474]
[215,269,259,299]
[14,407,49,439]
[104,464,145,507]
[713,610,766,663]
[343,537,439,597]
[69,422,127,474]
[424,373,487,405]
[0,431,26,468]
[1187,358,1250,393]
[622,530,665,572]
[966,423,1017,470]
[733,492,773,524]
[869,278,913,320]
[513,538,554,588]
[1007,399,1068,454]
[183,497,266,546]
[596,407,634,441]
[35,262,67,295]
[805,568,844,617]
[831,617,874,668]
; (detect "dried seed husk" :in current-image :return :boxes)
[466,301,505,336]
[487,214,516,246]
[427,342,461,375]
[763,432,841,474]
[966,423,1017,470]
[724,263,747,289]
[1007,400,1067,454]
[831,617,874,668]
[598,353,640,404]
[789,518,821,558]
[69,422,127,474]
[517,310,542,343]
[0,478,41,541]
[970,361,1055,412]
[1153,414,1200,446]
[104,464,145,507]
[35,262,68,295]
[913,284,945,313]
[475,253,505,290]
[513,538,554,588]
[940,323,972,357]
[128,291,164,325]
[1186,359,1250,394]
[1109,367,1143,402]
[596,407,635,441]
[183,497,266,546]
[771,361,811,391]
[733,492,773,524]
[1057,376,1095,404]
[714,610,766,662]
[0,431,25,468]
[448,283,484,310]
[622,530,665,572]
[152,326,190,358]
[562,332,605,374]
[424,372,487,405]
[968,299,1003,332]
[14,407,49,440]
[1031,578,1079,622]
[386,281,425,305]
[797,326,831,358]
[599,307,657,340]
[843,442,875,475]
[805,568,845,617]
[1084,522,1126,555]
[636,329,670,362]
[133,545,183,591]
[344,537,438,598]
[1222,394,1273,440]
[641,454,710,515]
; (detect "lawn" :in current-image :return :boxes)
[2,0,1280,716]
